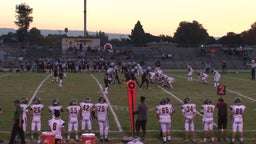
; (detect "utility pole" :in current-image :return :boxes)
[84,0,87,37]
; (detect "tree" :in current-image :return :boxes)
[29,27,44,44]
[95,31,109,46]
[129,21,147,45]
[218,32,243,46]
[173,20,210,45]
[14,3,33,42]
[241,22,256,45]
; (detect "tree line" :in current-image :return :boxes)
[1,3,256,48]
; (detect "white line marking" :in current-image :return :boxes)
[227,88,256,102]
[90,74,123,132]
[158,86,218,127]
[28,74,52,105]
[0,74,11,78]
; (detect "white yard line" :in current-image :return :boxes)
[158,86,218,127]
[90,74,123,132]
[28,74,52,105]
[0,74,11,78]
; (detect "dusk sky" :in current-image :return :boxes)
[1,0,256,37]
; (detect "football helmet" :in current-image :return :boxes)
[33,97,40,104]
[184,96,191,104]
[84,96,91,103]
[52,99,60,106]
[70,99,77,105]
[20,97,28,104]
[98,96,105,103]
[205,98,212,104]
[234,97,241,103]
[160,98,167,105]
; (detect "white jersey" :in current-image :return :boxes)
[156,104,175,123]
[20,103,29,120]
[67,105,81,120]
[48,105,63,117]
[200,104,215,122]
[80,102,94,120]
[95,102,109,122]
[187,65,194,75]
[30,104,44,118]
[213,70,221,81]
[230,104,246,122]
[200,72,208,80]
[48,118,65,139]
[166,76,175,83]
[182,103,196,119]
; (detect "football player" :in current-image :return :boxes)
[200,98,215,142]
[212,68,221,87]
[156,98,175,144]
[94,96,111,142]
[230,98,246,144]
[198,72,208,84]
[48,99,64,118]
[80,96,94,133]
[58,68,64,87]
[20,97,29,132]
[52,66,59,83]
[30,97,44,143]
[186,64,194,81]
[66,99,81,141]
[48,110,65,144]
[181,96,197,143]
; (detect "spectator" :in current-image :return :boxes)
[249,60,256,80]
[221,60,227,73]
[134,96,147,139]
[216,98,228,142]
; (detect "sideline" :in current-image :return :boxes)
[90,74,123,132]
[28,74,52,105]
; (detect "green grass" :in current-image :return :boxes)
[0,71,256,143]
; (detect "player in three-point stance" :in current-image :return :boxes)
[198,72,208,84]
[230,98,246,144]
[200,98,215,143]
[181,96,197,143]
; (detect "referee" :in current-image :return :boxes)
[9,99,26,144]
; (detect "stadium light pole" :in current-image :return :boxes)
[84,0,87,37]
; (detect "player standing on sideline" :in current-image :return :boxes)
[200,98,215,143]
[212,68,221,87]
[230,98,246,144]
[216,97,228,142]
[9,99,26,144]
[156,98,175,144]
[48,99,64,118]
[186,64,194,81]
[48,110,65,144]
[134,96,147,140]
[94,96,111,143]
[80,96,94,133]
[29,97,44,143]
[181,96,197,143]
[20,97,29,132]
[198,72,208,84]
[66,99,81,141]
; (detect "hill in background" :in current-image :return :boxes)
[0,28,129,40]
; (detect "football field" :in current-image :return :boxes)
[0,71,255,144]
